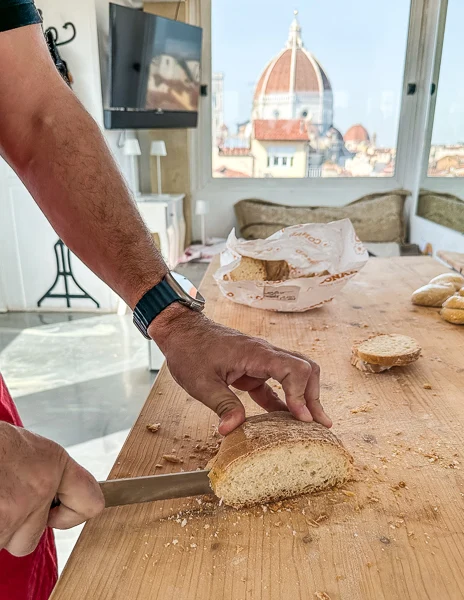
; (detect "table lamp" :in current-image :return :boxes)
[123,138,141,196]
[195,199,210,245]
[150,140,168,196]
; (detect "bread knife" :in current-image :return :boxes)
[51,470,213,510]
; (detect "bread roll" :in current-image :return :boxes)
[229,256,267,281]
[442,295,464,310]
[411,283,455,307]
[352,334,421,368]
[458,287,464,297]
[429,273,464,291]
[207,412,353,508]
[440,308,464,325]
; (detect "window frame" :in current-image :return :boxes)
[189,0,442,210]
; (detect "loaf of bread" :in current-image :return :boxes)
[352,333,421,371]
[229,256,267,281]
[207,412,353,508]
[440,294,464,324]
[411,282,455,307]
[265,260,290,281]
[458,287,464,297]
[429,273,464,291]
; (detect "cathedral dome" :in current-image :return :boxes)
[252,11,332,129]
[344,124,370,143]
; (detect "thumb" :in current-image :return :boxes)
[209,384,246,435]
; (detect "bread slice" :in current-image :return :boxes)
[229,256,267,282]
[207,412,353,508]
[429,273,464,291]
[350,352,391,373]
[352,334,421,368]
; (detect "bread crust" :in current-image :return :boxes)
[411,283,455,307]
[440,307,464,325]
[442,295,464,310]
[208,412,353,501]
[429,273,464,291]
[352,334,421,367]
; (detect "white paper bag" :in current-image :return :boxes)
[214,219,369,312]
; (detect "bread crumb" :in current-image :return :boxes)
[172,539,179,545]
[315,593,331,600]
[180,519,188,528]
[146,423,161,433]
[155,464,163,469]
[351,404,371,414]
[163,455,183,464]
[423,383,433,390]
[341,489,356,497]
[302,534,312,544]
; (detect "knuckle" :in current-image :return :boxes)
[310,361,321,376]
[215,398,239,418]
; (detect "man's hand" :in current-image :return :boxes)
[0,422,104,557]
[151,306,332,435]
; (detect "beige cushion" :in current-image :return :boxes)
[417,190,464,233]
[234,190,409,243]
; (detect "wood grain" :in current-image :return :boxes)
[51,257,464,600]
[437,250,464,274]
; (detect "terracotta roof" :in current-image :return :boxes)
[214,166,251,178]
[344,124,370,143]
[218,147,251,156]
[254,49,330,101]
[253,119,310,141]
[294,51,320,92]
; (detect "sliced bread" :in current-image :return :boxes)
[207,412,353,508]
[229,256,267,281]
[352,334,421,368]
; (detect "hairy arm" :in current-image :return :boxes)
[0,24,166,308]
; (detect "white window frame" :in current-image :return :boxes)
[188,0,452,234]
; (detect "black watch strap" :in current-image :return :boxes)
[133,279,181,339]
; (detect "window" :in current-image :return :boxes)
[427,0,464,178]
[211,0,410,178]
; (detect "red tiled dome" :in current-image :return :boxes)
[254,48,330,101]
[344,124,370,143]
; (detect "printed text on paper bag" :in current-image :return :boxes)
[263,286,300,302]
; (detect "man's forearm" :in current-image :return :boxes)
[15,91,167,308]
[0,26,168,308]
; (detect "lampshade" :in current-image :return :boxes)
[150,140,167,157]
[195,200,210,216]
[123,138,141,156]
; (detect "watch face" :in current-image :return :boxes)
[170,272,205,307]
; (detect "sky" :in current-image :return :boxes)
[212,0,464,148]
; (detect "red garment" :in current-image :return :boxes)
[0,375,58,600]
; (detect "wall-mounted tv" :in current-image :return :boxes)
[104,3,203,130]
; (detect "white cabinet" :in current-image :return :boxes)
[136,194,186,269]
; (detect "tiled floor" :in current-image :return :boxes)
[0,261,208,572]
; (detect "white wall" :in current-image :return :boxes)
[410,214,464,254]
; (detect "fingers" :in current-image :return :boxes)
[233,376,288,413]
[47,458,105,530]
[6,507,49,557]
[304,362,332,428]
[202,381,246,436]
[266,354,314,422]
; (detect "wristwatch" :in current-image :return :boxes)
[133,272,205,339]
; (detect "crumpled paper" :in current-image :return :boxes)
[214,219,369,312]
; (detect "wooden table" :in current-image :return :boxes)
[51,258,464,600]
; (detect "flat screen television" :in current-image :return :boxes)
[104,3,203,129]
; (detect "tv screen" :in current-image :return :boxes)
[105,3,203,129]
